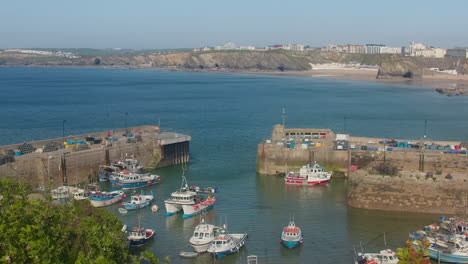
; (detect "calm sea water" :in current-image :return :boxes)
[1,67,468,263]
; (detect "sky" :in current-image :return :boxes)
[1,0,467,49]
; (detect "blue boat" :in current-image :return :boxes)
[127,226,155,246]
[410,229,468,263]
[207,226,247,259]
[122,191,154,211]
[115,173,161,190]
[280,219,303,249]
[88,190,125,207]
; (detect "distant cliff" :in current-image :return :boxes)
[1,50,467,79]
[0,51,312,71]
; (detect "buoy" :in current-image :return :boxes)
[123,194,127,198]
[151,205,158,212]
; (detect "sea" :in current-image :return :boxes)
[1,67,468,264]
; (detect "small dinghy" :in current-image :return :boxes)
[118,208,128,215]
[179,251,198,258]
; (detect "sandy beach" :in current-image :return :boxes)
[233,68,468,94]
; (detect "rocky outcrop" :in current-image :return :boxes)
[377,61,423,79]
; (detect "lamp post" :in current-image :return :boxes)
[62,120,66,144]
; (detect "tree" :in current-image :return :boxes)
[94,58,101,65]
[395,240,430,264]
[0,179,127,264]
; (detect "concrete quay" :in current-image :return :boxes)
[0,126,191,189]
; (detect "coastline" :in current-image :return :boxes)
[2,64,468,94]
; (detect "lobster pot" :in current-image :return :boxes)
[19,143,35,154]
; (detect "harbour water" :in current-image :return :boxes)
[1,67,468,263]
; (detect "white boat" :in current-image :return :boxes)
[207,225,247,259]
[189,217,220,253]
[164,175,216,219]
[280,219,303,249]
[51,186,76,199]
[88,190,125,207]
[355,249,399,264]
[72,188,89,200]
[284,162,332,185]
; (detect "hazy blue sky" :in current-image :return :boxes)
[1,0,467,49]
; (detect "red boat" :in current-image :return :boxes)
[284,163,332,185]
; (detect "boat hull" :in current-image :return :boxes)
[208,234,247,259]
[182,202,214,219]
[281,239,302,249]
[124,200,152,211]
[90,196,123,207]
[128,234,154,246]
[190,241,213,253]
[284,179,330,185]
[121,179,159,190]
[164,201,185,216]
[427,247,468,263]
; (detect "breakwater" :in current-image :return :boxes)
[257,124,468,214]
[0,126,190,188]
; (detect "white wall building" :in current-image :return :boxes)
[380,47,402,54]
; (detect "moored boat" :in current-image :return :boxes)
[189,217,220,253]
[164,174,216,218]
[72,188,89,200]
[51,186,76,199]
[116,173,160,190]
[284,162,332,185]
[410,230,468,263]
[280,219,303,249]
[122,191,154,211]
[88,190,125,207]
[354,249,399,264]
[127,226,155,246]
[207,226,247,259]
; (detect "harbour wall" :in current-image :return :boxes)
[348,170,468,214]
[256,142,350,175]
[257,124,468,214]
[0,126,191,188]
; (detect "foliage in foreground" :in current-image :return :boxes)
[0,178,128,264]
[396,240,430,264]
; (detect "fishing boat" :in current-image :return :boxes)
[355,249,399,264]
[280,218,303,249]
[410,230,468,263]
[115,173,160,190]
[127,226,155,246]
[72,188,89,200]
[284,162,332,185]
[98,165,119,182]
[88,190,125,207]
[164,175,216,219]
[189,217,220,253]
[207,225,247,259]
[113,157,143,173]
[51,186,76,199]
[122,191,154,211]
[182,196,216,219]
